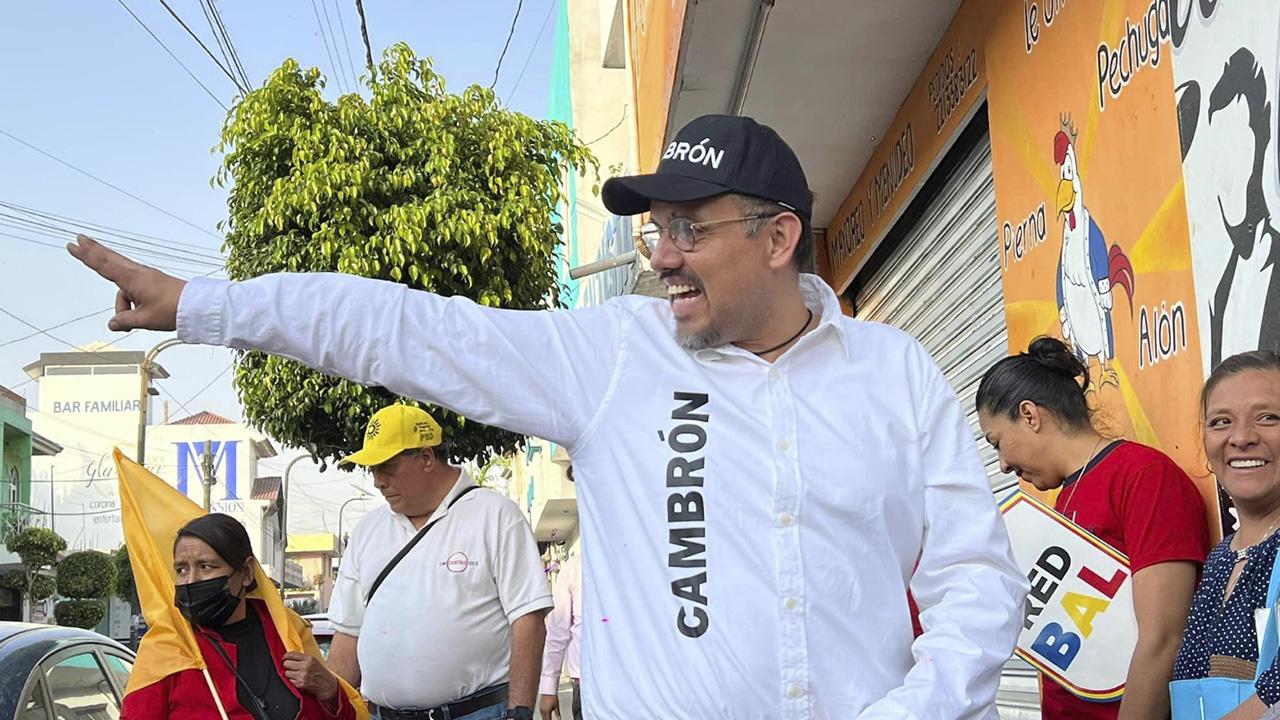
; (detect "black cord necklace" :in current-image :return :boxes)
[754,309,814,357]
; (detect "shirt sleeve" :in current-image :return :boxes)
[327,531,365,636]
[858,356,1029,720]
[540,557,577,695]
[176,273,627,447]
[1116,457,1211,572]
[491,500,554,624]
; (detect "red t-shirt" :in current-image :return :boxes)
[1039,440,1211,720]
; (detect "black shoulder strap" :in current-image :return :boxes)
[198,624,273,720]
[364,485,482,605]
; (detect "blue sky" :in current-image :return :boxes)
[0,0,558,533]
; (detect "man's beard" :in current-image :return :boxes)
[676,323,721,351]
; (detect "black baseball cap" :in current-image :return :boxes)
[601,114,812,220]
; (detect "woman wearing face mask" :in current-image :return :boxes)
[1172,351,1280,720]
[122,513,358,720]
[977,337,1210,720]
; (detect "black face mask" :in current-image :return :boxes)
[175,575,243,627]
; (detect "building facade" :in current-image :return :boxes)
[624,0,1277,715]
[285,533,340,611]
[23,344,298,587]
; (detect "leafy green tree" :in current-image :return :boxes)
[5,527,65,622]
[53,601,106,630]
[287,598,320,616]
[217,43,596,466]
[113,546,136,606]
[55,550,117,630]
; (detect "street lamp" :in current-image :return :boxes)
[136,338,185,465]
[278,453,310,598]
[338,489,371,555]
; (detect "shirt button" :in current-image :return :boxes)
[778,439,790,452]
[788,686,803,699]
[785,597,798,610]
[779,513,794,527]
[771,369,782,380]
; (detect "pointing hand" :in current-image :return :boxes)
[67,234,188,332]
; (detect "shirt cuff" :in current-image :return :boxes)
[539,675,561,696]
[505,597,554,624]
[176,276,229,344]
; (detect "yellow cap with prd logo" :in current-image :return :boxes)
[339,405,442,467]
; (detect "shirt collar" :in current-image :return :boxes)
[392,468,476,529]
[692,274,852,363]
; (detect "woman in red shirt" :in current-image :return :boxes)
[123,513,359,720]
[977,337,1210,720]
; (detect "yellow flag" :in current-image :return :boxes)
[114,449,368,718]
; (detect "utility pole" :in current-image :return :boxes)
[201,442,217,511]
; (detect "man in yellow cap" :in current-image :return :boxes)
[325,404,552,720]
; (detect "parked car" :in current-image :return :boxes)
[0,622,135,720]
[303,614,334,659]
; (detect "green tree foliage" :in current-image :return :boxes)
[53,600,106,630]
[216,43,596,466]
[6,527,66,621]
[56,551,117,600]
[287,598,320,616]
[113,546,136,605]
[55,551,117,631]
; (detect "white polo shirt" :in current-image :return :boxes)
[326,470,552,709]
[179,272,1029,720]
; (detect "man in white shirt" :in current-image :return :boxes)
[325,403,552,720]
[539,553,581,720]
[70,112,1029,719]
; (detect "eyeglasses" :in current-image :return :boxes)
[637,212,785,254]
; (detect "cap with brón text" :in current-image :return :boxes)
[601,114,811,219]
[339,405,442,467]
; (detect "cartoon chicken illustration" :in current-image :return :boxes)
[1054,115,1135,390]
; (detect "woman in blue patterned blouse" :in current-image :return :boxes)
[1174,351,1280,719]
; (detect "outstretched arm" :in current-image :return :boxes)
[68,235,627,446]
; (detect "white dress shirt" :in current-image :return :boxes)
[540,553,582,695]
[326,471,552,709]
[178,272,1028,720]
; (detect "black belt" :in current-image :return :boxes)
[370,684,509,720]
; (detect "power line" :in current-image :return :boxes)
[0,308,112,350]
[0,127,223,241]
[0,215,224,268]
[319,0,355,90]
[354,0,374,72]
[585,110,628,146]
[207,0,251,89]
[505,0,556,104]
[197,0,239,89]
[0,208,224,263]
[115,0,229,111]
[330,0,360,86]
[0,200,223,255]
[490,0,525,90]
[310,0,347,94]
[0,231,216,278]
[155,0,247,95]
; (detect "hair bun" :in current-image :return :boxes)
[1027,336,1087,380]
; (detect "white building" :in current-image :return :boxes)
[23,343,298,586]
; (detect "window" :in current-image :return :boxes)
[10,465,20,505]
[45,651,120,720]
[20,676,50,720]
[98,654,132,699]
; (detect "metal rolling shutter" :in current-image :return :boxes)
[853,135,1015,493]
[851,134,1041,719]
